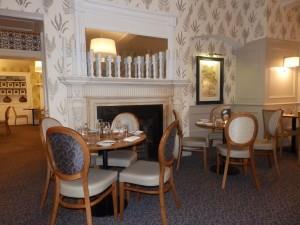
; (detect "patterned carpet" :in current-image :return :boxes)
[1,125,300,225]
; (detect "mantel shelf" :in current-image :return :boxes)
[58,76,191,87]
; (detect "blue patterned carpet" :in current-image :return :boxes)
[1,126,300,225]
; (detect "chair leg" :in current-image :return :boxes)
[243,159,248,176]
[5,122,11,135]
[169,170,181,208]
[40,164,51,208]
[203,148,207,171]
[83,186,92,225]
[209,139,213,148]
[159,184,168,225]
[216,153,220,175]
[50,181,60,225]
[221,155,230,189]
[176,145,183,171]
[14,118,17,126]
[119,182,125,220]
[272,148,280,177]
[112,182,118,219]
[249,154,260,190]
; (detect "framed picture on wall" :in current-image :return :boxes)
[7,89,12,95]
[13,89,19,95]
[196,56,224,104]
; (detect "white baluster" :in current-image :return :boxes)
[86,50,94,77]
[145,54,150,79]
[165,50,168,79]
[106,56,113,78]
[114,55,121,78]
[152,54,157,79]
[125,56,132,78]
[140,57,145,78]
[94,53,101,77]
[136,56,142,78]
[134,57,138,78]
[158,51,165,80]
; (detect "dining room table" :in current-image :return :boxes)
[84,130,146,217]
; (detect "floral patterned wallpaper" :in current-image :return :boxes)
[0,0,299,130]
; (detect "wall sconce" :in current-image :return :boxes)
[34,60,42,73]
[283,57,300,68]
[90,38,117,56]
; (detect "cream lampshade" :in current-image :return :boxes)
[283,57,300,68]
[90,38,117,56]
[34,60,42,73]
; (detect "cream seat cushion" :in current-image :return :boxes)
[183,136,207,148]
[217,144,250,158]
[254,139,273,150]
[60,168,117,198]
[119,160,170,186]
[95,150,138,167]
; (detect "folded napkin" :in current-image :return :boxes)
[124,136,140,142]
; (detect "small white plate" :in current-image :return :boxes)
[96,140,116,147]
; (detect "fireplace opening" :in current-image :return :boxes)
[97,104,163,160]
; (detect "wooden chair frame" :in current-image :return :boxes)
[46,126,117,225]
[119,120,181,225]
[217,112,260,189]
[173,110,207,171]
[39,117,62,208]
[11,106,28,125]
[255,109,282,177]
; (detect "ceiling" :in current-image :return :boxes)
[86,28,168,57]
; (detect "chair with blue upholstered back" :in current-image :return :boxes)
[119,120,181,225]
[40,117,62,208]
[46,126,118,225]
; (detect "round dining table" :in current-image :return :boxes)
[87,132,146,169]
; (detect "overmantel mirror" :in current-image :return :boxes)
[73,0,176,80]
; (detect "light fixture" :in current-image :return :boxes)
[34,60,42,73]
[283,57,300,68]
[90,38,117,56]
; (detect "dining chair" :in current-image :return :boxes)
[216,112,259,189]
[173,110,208,171]
[95,112,139,167]
[46,126,118,225]
[0,106,11,135]
[11,106,28,125]
[208,104,231,147]
[254,109,282,177]
[119,120,181,225]
[39,117,62,208]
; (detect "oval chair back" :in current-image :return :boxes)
[111,112,139,132]
[262,109,282,138]
[40,117,62,146]
[225,113,258,148]
[158,120,179,167]
[46,126,90,180]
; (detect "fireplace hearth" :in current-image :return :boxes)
[97,104,163,160]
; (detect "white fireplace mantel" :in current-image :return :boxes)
[59,76,190,87]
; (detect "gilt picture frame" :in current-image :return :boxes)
[196,56,224,104]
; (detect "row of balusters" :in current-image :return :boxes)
[86,50,167,79]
